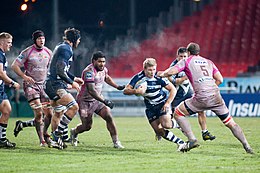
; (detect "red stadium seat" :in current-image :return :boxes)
[108,0,260,77]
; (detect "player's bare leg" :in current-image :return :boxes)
[99,107,124,148]
[71,115,92,146]
[151,115,186,151]
[0,100,16,148]
[197,111,216,141]
[221,115,253,154]
[30,99,46,147]
[51,92,78,149]
[42,105,53,144]
[174,103,200,152]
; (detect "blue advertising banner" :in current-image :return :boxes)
[206,94,260,117]
[219,77,260,94]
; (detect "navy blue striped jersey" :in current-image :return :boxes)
[129,71,169,108]
[0,49,7,92]
[47,42,75,84]
[169,59,193,100]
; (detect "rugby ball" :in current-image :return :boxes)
[134,78,147,96]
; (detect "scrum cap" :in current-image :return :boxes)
[32,30,44,43]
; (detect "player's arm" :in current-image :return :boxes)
[86,82,114,109]
[56,60,80,91]
[86,82,104,102]
[123,84,138,95]
[211,62,223,86]
[11,60,35,84]
[67,71,84,86]
[168,75,188,85]
[164,82,176,107]
[213,71,223,86]
[0,64,20,90]
[157,66,179,78]
[105,75,125,90]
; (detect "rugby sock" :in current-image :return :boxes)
[55,114,71,135]
[202,129,208,133]
[163,130,185,144]
[175,115,196,141]
[22,119,35,128]
[0,123,7,141]
[171,119,180,129]
[62,126,69,141]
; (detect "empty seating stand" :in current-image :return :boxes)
[108,0,260,78]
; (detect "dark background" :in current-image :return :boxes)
[1,0,175,49]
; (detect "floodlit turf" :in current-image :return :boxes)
[1,116,260,173]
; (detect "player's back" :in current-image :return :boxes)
[48,42,73,81]
[183,55,219,97]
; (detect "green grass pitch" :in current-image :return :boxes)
[0,116,260,173]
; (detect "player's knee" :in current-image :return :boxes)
[161,121,172,129]
[223,116,237,127]
[66,100,78,113]
[174,107,185,117]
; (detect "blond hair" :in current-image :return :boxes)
[0,32,13,40]
[143,57,157,69]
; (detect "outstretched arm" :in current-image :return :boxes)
[105,75,125,90]
[157,66,179,78]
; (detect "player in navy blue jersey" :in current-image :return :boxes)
[167,47,215,141]
[124,58,186,151]
[44,28,84,149]
[0,32,20,148]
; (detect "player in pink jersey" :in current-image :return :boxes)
[70,51,125,148]
[11,30,54,147]
[158,42,253,154]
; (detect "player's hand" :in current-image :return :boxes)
[117,85,125,90]
[161,103,171,114]
[74,77,84,86]
[67,84,72,89]
[13,82,20,91]
[23,75,35,85]
[135,86,146,96]
[71,81,80,92]
[103,99,114,109]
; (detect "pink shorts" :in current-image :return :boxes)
[77,99,105,118]
[23,82,50,103]
[185,91,229,116]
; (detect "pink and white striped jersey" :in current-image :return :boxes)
[173,55,220,98]
[77,64,108,102]
[15,45,52,84]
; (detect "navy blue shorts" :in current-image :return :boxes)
[0,91,8,104]
[146,101,168,123]
[44,80,67,101]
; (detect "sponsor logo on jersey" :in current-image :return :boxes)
[194,60,207,65]
[85,72,93,80]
